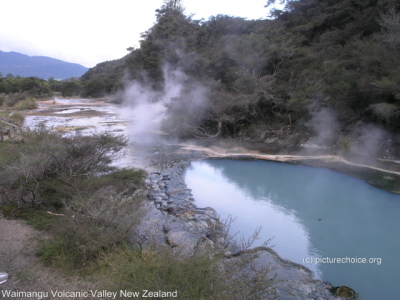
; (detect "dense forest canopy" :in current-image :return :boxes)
[6,0,399,155]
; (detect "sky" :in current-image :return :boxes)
[0,0,275,68]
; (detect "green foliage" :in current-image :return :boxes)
[0,128,146,271]
[84,168,146,195]
[0,76,86,107]
[337,135,352,158]
[96,240,275,299]
[0,128,128,206]
[13,98,37,110]
[0,76,51,98]
[36,211,126,269]
[60,79,82,97]
[80,59,125,97]
[0,92,30,107]
[0,204,56,230]
[100,244,216,296]
[0,127,275,298]
[3,112,25,126]
[370,102,399,124]
[6,170,146,270]
[83,0,400,138]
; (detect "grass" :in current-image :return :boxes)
[84,168,146,195]
[0,205,58,231]
[13,98,38,110]
[0,129,277,299]
[1,167,147,272]
[95,243,217,298]
[7,112,25,126]
[91,241,276,299]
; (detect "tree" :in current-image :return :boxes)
[379,4,400,49]
[155,0,184,20]
[125,0,198,86]
[61,79,82,97]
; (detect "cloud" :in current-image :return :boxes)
[1,0,274,67]
[0,0,159,67]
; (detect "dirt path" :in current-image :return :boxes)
[0,215,94,299]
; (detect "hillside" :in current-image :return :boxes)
[0,51,88,79]
[81,0,400,158]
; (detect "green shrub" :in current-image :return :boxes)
[33,170,146,270]
[36,214,123,269]
[35,185,146,270]
[1,93,29,107]
[14,98,37,110]
[7,112,25,126]
[96,242,276,299]
[99,244,216,297]
[83,168,146,196]
[0,129,128,207]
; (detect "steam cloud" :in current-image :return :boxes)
[302,107,393,161]
[350,123,391,161]
[119,65,209,144]
[304,107,339,149]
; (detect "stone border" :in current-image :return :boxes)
[142,159,343,299]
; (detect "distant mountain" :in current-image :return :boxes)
[0,51,88,79]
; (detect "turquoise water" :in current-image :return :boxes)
[184,159,400,300]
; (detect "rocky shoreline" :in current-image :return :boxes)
[23,99,359,298]
[134,159,343,299]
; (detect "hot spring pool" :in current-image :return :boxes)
[184,159,400,300]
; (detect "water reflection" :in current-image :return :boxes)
[184,159,400,300]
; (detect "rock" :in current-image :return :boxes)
[166,188,187,196]
[141,160,341,299]
[166,230,213,255]
[166,230,192,247]
[331,286,357,299]
[233,249,338,299]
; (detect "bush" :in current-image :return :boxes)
[7,112,25,126]
[36,211,128,269]
[14,98,37,110]
[3,168,146,270]
[1,92,29,107]
[96,241,276,299]
[0,129,128,206]
[0,128,146,270]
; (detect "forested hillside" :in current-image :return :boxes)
[81,0,400,155]
[0,51,88,80]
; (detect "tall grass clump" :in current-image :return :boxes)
[14,98,38,110]
[94,239,276,299]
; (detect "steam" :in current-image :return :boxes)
[350,123,391,161]
[303,107,339,149]
[302,107,393,161]
[120,65,209,144]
